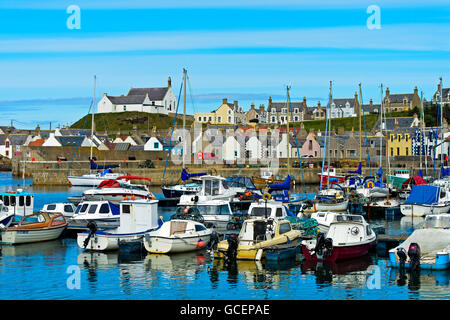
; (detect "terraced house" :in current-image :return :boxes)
[266,96,312,124]
[195,98,245,125]
[383,86,421,113]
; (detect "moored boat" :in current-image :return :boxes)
[1,212,67,245]
[400,185,450,217]
[0,200,15,229]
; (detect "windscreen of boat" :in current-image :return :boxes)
[197,204,231,215]
[20,215,43,225]
[250,207,272,217]
[279,222,291,234]
[64,205,74,213]
[76,203,89,215]
[88,205,98,214]
[99,203,110,214]
[46,204,57,211]
[170,221,187,235]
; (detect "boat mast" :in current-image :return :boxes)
[286,85,291,177]
[419,91,423,174]
[327,81,332,189]
[359,84,362,165]
[183,68,187,170]
[380,84,383,175]
[422,90,427,176]
[90,75,96,173]
[440,77,443,167]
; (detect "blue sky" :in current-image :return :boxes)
[0,0,449,129]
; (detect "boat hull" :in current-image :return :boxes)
[77,233,120,251]
[315,200,349,212]
[1,225,66,244]
[301,241,375,262]
[144,234,211,254]
[400,203,450,217]
[161,187,198,199]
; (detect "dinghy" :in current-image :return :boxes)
[1,212,67,244]
[143,219,212,254]
[0,200,14,229]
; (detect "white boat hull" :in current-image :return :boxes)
[68,174,121,187]
[1,225,66,244]
[400,203,450,217]
[144,233,211,254]
[315,200,348,212]
[77,232,148,251]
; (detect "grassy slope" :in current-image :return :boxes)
[70,112,193,132]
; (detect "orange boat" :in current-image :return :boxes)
[1,212,67,244]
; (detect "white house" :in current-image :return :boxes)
[42,133,91,147]
[223,136,243,162]
[97,77,177,115]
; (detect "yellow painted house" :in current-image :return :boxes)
[387,131,412,156]
[195,98,244,125]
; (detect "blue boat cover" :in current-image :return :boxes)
[440,165,450,178]
[181,168,207,181]
[90,159,120,170]
[268,175,291,191]
[419,169,423,178]
[348,162,362,174]
[404,185,440,205]
[109,202,121,215]
[283,205,296,217]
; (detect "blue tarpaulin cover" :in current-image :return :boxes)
[404,185,440,205]
[90,159,120,170]
[181,168,207,181]
[348,162,362,175]
[268,175,291,191]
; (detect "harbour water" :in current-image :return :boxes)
[0,172,448,300]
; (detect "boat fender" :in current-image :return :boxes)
[255,249,263,261]
[365,181,375,189]
[408,243,421,272]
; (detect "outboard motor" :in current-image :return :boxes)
[83,221,98,249]
[208,231,219,251]
[323,238,333,257]
[397,247,407,271]
[314,233,326,257]
[407,242,421,272]
[301,200,314,211]
[225,234,239,262]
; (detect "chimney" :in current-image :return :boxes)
[414,86,418,95]
[250,102,255,110]
[259,104,265,113]
[370,99,373,106]
[386,87,390,96]
[233,100,238,108]
[317,101,321,107]
[438,82,441,92]
[168,76,171,87]
[268,96,272,106]
[303,96,307,106]
[222,98,228,105]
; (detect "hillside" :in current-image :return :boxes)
[70,112,194,132]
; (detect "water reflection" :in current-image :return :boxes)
[0,239,66,257]
[400,216,425,230]
[390,268,450,292]
[301,255,374,288]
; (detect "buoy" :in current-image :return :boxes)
[197,239,206,248]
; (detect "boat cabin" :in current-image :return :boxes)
[72,200,120,220]
[311,211,365,228]
[198,175,229,197]
[0,190,34,217]
[41,203,77,218]
[248,201,292,220]
[392,168,411,178]
[238,218,293,245]
[117,199,160,234]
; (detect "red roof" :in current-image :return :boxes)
[28,139,45,147]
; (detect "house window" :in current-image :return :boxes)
[397,147,400,155]
[123,106,127,111]
[294,116,299,122]
[203,117,207,121]
[309,140,313,150]
[208,116,212,122]
[294,108,299,114]
[271,116,276,123]
[282,108,287,114]
[228,116,232,123]
[406,147,409,156]
[271,108,276,113]
[391,135,394,142]
[406,135,409,142]
[5,141,9,148]
[218,116,222,122]
[154,142,159,149]
[152,101,155,105]
[391,148,394,156]
[198,117,202,122]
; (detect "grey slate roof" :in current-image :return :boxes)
[0,126,16,134]
[55,136,85,146]
[59,129,89,136]
[332,98,355,109]
[268,102,309,114]
[373,117,415,131]
[386,93,414,103]
[156,136,173,148]
[115,142,131,151]
[362,104,381,113]
[129,145,144,151]
[108,95,146,105]
[127,87,169,101]
[6,134,28,146]
[0,134,6,145]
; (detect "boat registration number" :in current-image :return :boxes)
[17,231,29,234]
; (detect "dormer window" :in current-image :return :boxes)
[282,108,287,114]
[294,108,299,114]
[271,108,276,113]
[152,101,155,106]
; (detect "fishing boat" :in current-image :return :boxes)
[318,166,345,186]
[252,170,287,190]
[301,213,376,262]
[0,200,14,228]
[143,218,212,254]
[41,202,77,218]
[389,228,450,270]
[0,190,34,217]
[77,199,163,251]
[161,169,204,198]
[214,218,302,261]
[179,175,239,204]
[176,200,235,229]
[68,200,122,231]
[1,212,67,244]
[388,168,411,189]
[400,185,450,217]
[315,198,349,212]
[355,176,390,199]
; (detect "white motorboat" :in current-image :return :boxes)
[0,190,34,217]
[301,213,376,262]
[247,200,297,220]
[314,199,349,212]
[143,219,212,254]
[68,170,122,187]
[41,203,77,218]
[400,185,450,217]
[79,176,154,204]
[0,200,14,229]
[77,199,162,251]
[68,200,122,230]
[179,175,239,204]
[176,200,235,229]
